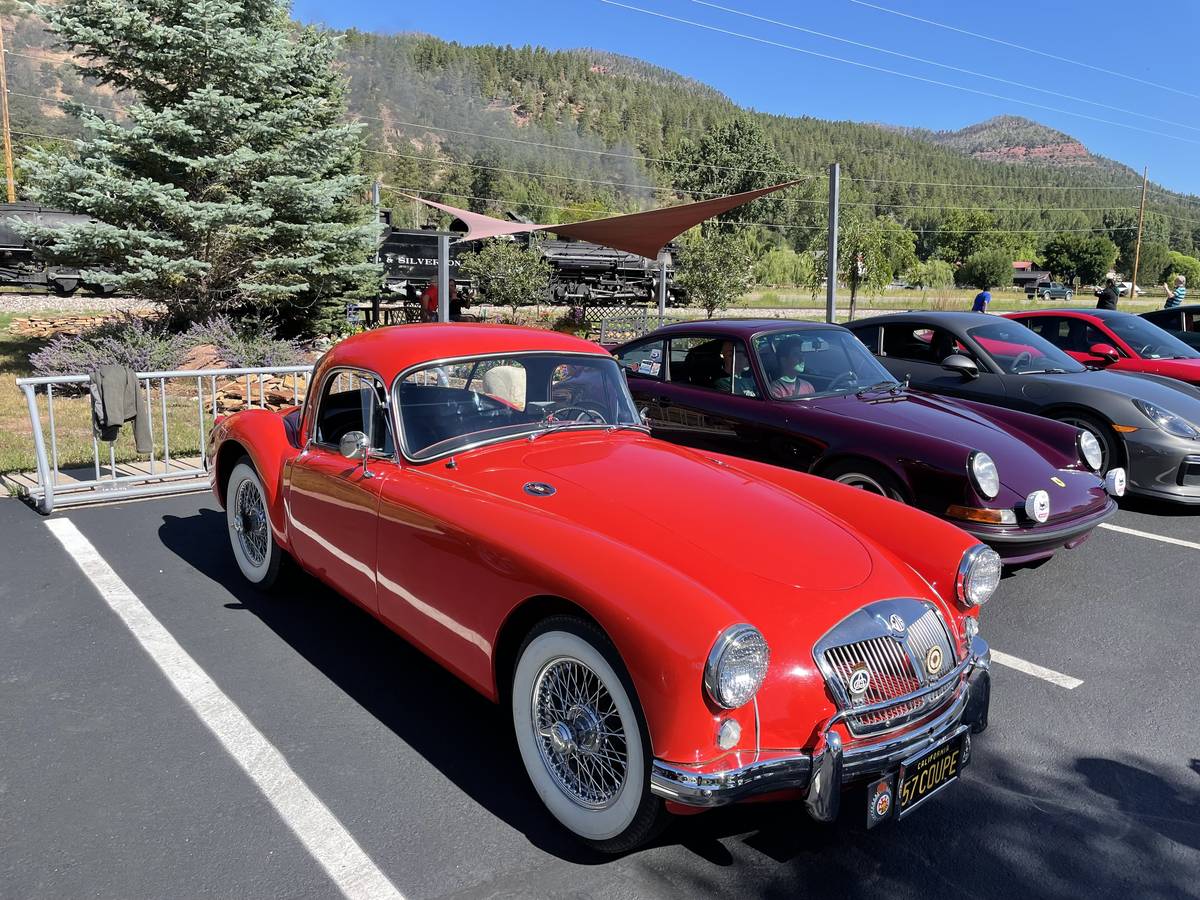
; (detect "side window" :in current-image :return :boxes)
[880,324,969,364]
[314,370,393,454]
[668,336,759,397]
[1185,311,1197,331]
[1084,324,1116,351]
[851,325,880,353]
[613,338,664,380]
[1023,316,1069,348]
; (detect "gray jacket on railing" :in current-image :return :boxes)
[89,365,152,453]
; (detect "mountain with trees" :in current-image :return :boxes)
[4,11,1199,286]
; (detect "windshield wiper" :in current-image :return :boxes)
[1020,368,1070,375]
[855,381,902,397]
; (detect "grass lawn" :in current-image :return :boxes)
[0,310,206,478]
[737,288,1163,314]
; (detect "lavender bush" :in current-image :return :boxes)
[30,314,305,377]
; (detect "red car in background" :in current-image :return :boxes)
[1005,309,1200,387]
[208,324,995,851]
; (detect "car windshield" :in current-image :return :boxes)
[967,321,1086,374]
[397,352,641,460]
[753,328,898,399]
[1106,315,1200,359]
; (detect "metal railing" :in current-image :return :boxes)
[16,365,313,514]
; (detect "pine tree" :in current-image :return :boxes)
[19,0,380,336]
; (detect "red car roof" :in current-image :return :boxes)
[315,323,608,386]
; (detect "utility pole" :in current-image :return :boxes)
[825,162,839,324]
[0,23,16,203]
[1129,166,1148,294]
[436,232,451,323]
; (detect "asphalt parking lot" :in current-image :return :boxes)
[2,492,1198,899]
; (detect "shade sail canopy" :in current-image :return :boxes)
[399,180,802,259]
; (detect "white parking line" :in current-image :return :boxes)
[1099,522,1200,551]
[45,519,404,900]
[990,650,1084,690]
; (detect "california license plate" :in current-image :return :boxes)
[896,727,968,818]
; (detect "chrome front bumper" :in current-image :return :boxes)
[650,638,991,816]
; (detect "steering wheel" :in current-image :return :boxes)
[547,403,608,425]
[1138,344,1155,357]
[826,372,858,392]
[1011,350,1033,373]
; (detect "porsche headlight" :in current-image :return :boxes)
[1133,399,1198,439]
[956,545,1002,608]
[704,624,770,709]
[969,451,1000,499]
[1078,430,1102,471]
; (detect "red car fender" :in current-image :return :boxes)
[210,408,301,551]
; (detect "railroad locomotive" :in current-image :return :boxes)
[379,222,679,306]
[0,203,115,295]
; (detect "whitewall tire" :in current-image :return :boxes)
[512,617,666,853]
[225,459,283,588]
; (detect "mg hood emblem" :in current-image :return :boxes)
[848,665,871,699]
[887,614,906,634]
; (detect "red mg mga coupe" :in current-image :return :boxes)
[208,324,996,852]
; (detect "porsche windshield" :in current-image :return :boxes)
[397,353,641,460]
[1106,316,1200,360]
[753,329,898,399]
[967,321,1086,374]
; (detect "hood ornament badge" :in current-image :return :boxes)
[523,482,556,497]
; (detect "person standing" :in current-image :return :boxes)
[971,287,992,313]
[1096,278,1119,311]
[1164,275,1186,309]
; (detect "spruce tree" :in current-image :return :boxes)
[19,0,380,335]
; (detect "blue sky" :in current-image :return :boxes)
[294,0,1200,196]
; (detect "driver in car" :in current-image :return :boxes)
[768,338,816,399]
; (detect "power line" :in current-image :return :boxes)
[596,0,1200,147]
[846,0,1200,103]
[688,0,1200,135]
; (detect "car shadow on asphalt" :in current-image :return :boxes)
[158,507,605,864]
[158,509,1200,890]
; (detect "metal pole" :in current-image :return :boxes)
[0,24,16,202]
[437,233,450,323]
[20,383,53,513]
[825,162,840,324]
[657,255,667,327]
[1129,166,1148,294]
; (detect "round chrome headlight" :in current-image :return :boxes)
[704,624,770,709]
[956,545,1002,608]
[1078,430,1102,471]
[969,451,1000,499]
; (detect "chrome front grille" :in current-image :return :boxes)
[817,600,960,736]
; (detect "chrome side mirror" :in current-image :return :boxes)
[638,407,650,426]
[339,430,375,477]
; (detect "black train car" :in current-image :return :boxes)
[379,218,679,306]
[0,202,115,295]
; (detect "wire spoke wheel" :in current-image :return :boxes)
[532,656,629,809]
[225,460,283,587]
[234,477,269,567]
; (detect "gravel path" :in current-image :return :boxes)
[0,292,148,315]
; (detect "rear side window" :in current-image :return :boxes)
[314,370,393,454]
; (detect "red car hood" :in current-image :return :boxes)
[515,435,874,592]
[453,432,880,596]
